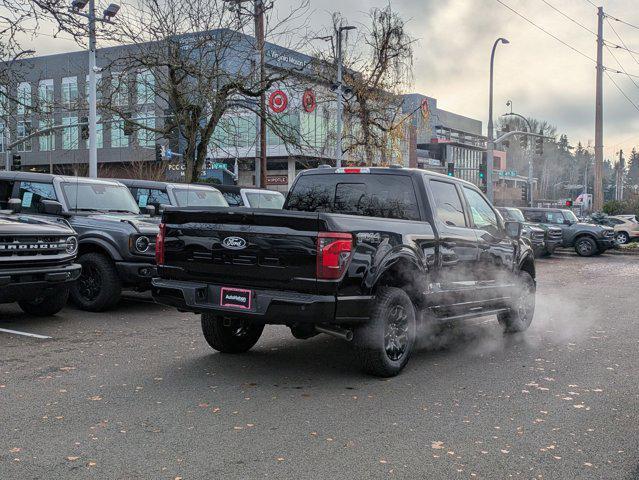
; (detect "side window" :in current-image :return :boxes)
[429,180,467,227]
[462,187,499,234]
[149,189,170,207]
[524,210,543,222]
[18,181,57,213]
[545,211,564,224]
[223,192,243,207]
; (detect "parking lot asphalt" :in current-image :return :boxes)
[1,253,638,479]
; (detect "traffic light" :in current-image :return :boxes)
[535,131,543,155]
[565,200,573,207]
[520,135,528,149]
[80,116,89,141]
[155,144,162,162]
[447,162,454,177]
[11,154,21,171]
[521,183,528,202]
[478,160,487,185]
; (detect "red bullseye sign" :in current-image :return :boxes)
[302,89,316,113]
[269,90,288,113]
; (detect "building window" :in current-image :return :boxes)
[17,82,31,115]
[61,76,79,109]
[136,70,154,105]
[112,73,129,107]
[84,115,103,149]
[111,119,129,147]
[136,111,155,147]
[17,120,32,152]
[39,119,55,151]
[62,115,79,150]
[267,113,300,146]
[38,79,54,114]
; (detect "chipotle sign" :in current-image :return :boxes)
[266,175,288,186]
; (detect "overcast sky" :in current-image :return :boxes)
[28,0,639,161]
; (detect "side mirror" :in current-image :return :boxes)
[145,205,156,217]
[504,220,522,240]
[564,219,572,225]
[7,198,21,214]
[40,199,64,215]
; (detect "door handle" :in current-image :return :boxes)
[442,241,457,248]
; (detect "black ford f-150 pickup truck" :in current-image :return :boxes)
[0,200,80,316]
[153,167,536,376]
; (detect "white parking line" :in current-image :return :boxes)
[0,328,51,339]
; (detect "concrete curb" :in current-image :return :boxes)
[551,248,639,257]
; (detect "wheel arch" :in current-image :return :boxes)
[518,253,536,280]
[78,238,122,261]
[369,252,426,307]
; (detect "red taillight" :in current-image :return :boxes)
[317,232,353,280]
[155,223,166,265]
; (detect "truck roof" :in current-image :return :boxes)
[298,166,480,188]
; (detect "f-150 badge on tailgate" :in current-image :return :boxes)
[222,236,247,250]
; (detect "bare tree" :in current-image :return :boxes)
[313,5,414,165]
[96,0,309,182]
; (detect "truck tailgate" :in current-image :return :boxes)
[161,208,321,293]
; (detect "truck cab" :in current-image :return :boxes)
[0,172,159,311]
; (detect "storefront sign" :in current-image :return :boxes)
[266,175,288,186]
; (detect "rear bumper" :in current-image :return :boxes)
[0,263,81,302]
[116,261,157,287]
[151,278,371,325]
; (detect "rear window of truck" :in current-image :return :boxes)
[286,174,420,220]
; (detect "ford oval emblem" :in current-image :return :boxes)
[222,236,247,250]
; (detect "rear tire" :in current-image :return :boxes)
[574,236,597,257]
[498,271,536,333]
[201,314,264,353]
[354,287,416,377]
[616,232,630,245]
[70,253,122,312]
[18,287,69,316]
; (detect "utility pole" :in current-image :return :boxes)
[594,6,604,211]
[617,149,625,200]
[255,0,267,189]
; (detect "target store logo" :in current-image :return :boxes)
[302,89,316,113]
[269,90,288,113]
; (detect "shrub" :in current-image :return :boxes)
[602,200,626,216]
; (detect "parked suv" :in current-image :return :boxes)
[605,215,639,245]
[520,207,615,256]
[153,167,536,377]
[0,200,80,316]
[118,179,229,212]
[498,207,562,256]
[0,172,159,311]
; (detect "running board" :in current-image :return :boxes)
[429,308,510,323]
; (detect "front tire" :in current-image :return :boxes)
[354,287,416,377]
[18,287,69,316]
[201,314,264,353]
[574,236,597,257]
[70,253,122,312]
[498,271,536,333]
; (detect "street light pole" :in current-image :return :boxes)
[70,0,119,178]
[486,37,509,203]
[335,25,356,168]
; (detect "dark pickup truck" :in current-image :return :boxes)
[0,201,80,316]
[153,167,536,376]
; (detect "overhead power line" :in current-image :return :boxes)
[605,17,639,67]
[605,70,639,113]
[604,44,639,91]
[494,0,596,63]
[540,0,597,36]
[605,13,639,32]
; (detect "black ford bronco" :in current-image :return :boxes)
[152,167,536,376]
